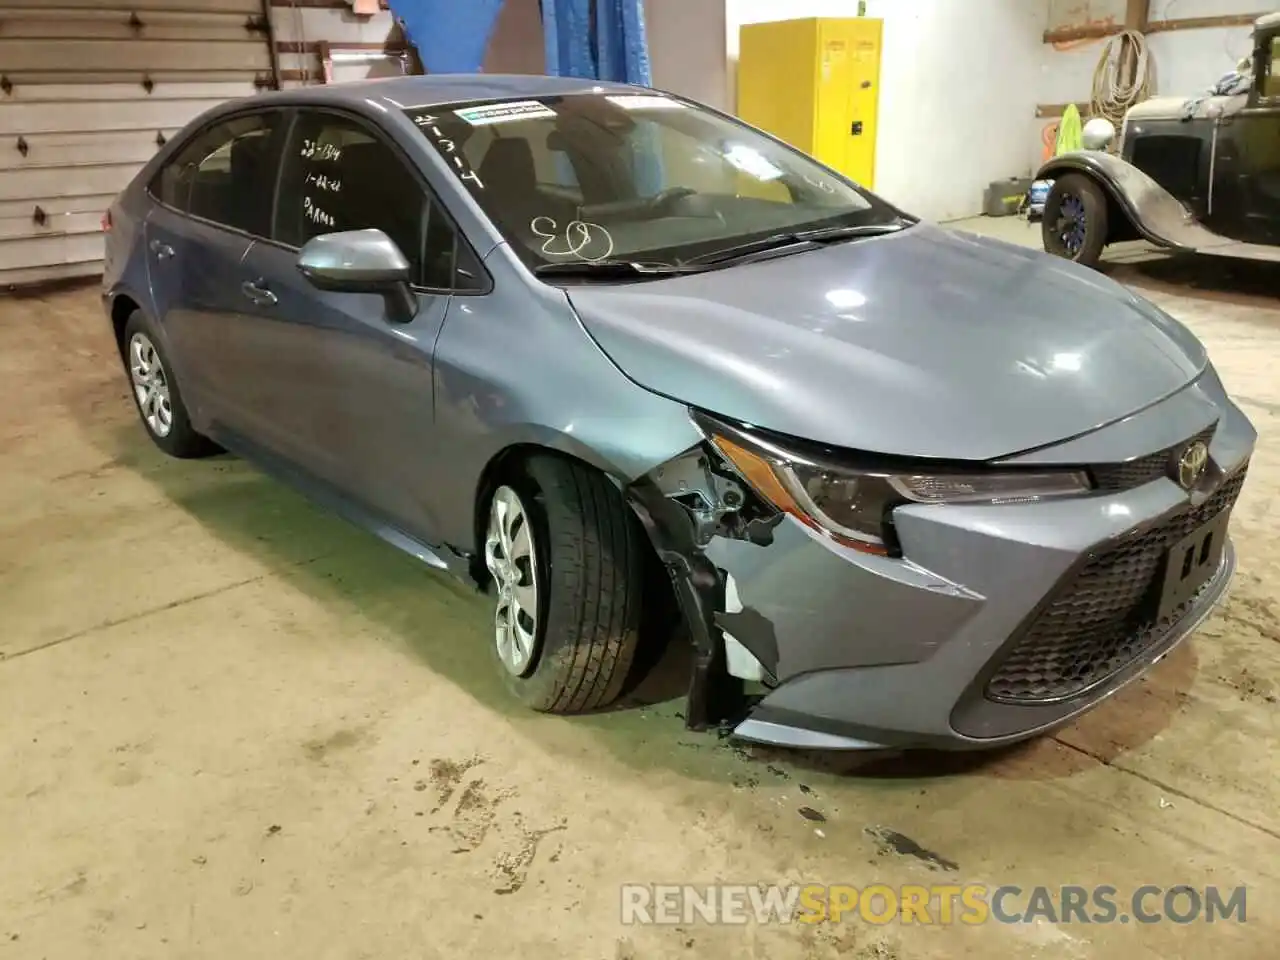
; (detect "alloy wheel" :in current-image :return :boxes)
[484,485,541,676]
[1057,193,1088,257]
[128,332,173,438]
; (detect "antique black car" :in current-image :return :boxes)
[1038,12,1280,267]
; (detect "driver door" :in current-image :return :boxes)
[230,108,487,543]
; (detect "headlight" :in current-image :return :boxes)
[698,416,1091,556]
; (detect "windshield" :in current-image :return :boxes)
[404,92,907,270]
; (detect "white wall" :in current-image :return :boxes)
[1146,0,1262,94]
[648,0,731,111]
[1041,0,1266,109]
[725,1,1048,222]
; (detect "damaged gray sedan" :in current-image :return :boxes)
[103,75,1256,751]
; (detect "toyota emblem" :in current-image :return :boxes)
[1176,440,1209,490]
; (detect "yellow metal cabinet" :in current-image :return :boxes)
[737,17,882,188]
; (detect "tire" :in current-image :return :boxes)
[483,455,644,714]
[122,311,220,459]
[1043,173,1109,267]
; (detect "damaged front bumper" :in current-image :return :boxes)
[627,398,1254,752]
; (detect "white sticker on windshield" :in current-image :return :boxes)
[454,100,556,125]
[605,94,685,111]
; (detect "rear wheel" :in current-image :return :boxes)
[122,311,219,459]
[483,455,644,713]
[1043,173,1108,267]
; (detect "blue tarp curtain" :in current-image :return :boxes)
[390,0,506,75]
[386,0,653,86]
[542,0,653,86]
[541,0,661,194]
[387,0,660,194]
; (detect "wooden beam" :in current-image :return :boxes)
[267,0,389,9]
[1044,22,1121,44]
[1125,0,1149,31]
[1047,11,1265,43]
[275,40,407,54]
[1036,101,1092,119]
[1146,13,1265,33]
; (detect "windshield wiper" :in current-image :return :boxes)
[533,259,706,278]
[685,221,908,267]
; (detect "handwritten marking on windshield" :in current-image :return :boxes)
[530,217,615,262]
[412,111,484,189]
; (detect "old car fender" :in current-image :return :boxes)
[1036,151,1197,252]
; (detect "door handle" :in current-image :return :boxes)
[850,121,864,136]
[241,279,278,307]
[149,239,174,260]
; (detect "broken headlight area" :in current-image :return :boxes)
[624,415,1093,733]
[692,410,1093,557]
[625,442,786,733]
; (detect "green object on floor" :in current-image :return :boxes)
[1056,104,1084,156]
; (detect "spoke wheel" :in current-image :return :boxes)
[485,485,541,677]
[129,332,174,438]
[1056,194,1087,257]
[1041,173,1108,267]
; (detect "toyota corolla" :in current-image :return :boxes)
[101,76,1255,750]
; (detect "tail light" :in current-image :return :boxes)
[101,209,113,232]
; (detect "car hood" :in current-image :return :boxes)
[565,224,1207,460]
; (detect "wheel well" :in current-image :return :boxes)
[1101,187,1140,244]
[469,444,680,660]
[470,444,630,584]
[110,295,140,358]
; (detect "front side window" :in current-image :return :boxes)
[405,93,905,270]
[152,112,281,236]
[274,110,482,290]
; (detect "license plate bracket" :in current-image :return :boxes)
[1156,511,1229,623]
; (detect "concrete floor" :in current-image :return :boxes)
[2,222,1280,959]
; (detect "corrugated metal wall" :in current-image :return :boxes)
[0,0,273,287]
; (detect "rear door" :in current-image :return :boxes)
[144,110,286,426]
[235,108,488,541]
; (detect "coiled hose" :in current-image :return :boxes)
[1091,29,1152,128]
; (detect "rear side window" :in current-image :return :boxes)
[274,110,486,291]
[151,112,282,237]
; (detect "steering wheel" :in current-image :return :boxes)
[645,186,696,211]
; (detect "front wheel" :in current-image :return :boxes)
[483,455,644,714]
[1042,173,1109,267]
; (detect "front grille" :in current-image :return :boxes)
[1090,425,1217,492]
[986,466,1247,703]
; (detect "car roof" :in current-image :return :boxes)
[249,74,646,112]
[1257,11,1280,32]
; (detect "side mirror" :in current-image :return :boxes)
[297,228,417,322]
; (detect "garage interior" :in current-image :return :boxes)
[2,1,1279,958]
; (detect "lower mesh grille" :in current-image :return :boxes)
[986,467,1247,703]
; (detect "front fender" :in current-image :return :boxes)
[1036,152,1211,253]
